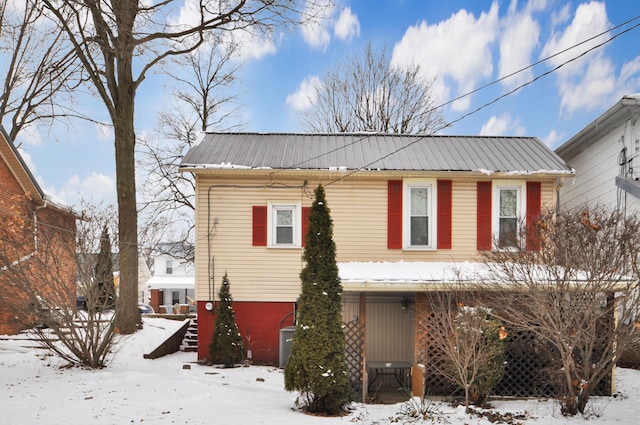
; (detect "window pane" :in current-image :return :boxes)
[411,217,429,245]
[276,227,293,244]
[499,217,517,248]
[276,209,292,226]
[499,189,517,217]
[411,188,428,216]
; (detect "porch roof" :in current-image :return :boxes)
[146,275,194,290]
[338,261,490,291]
[337,261,636,292]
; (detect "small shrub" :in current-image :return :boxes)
[396,389,446,421]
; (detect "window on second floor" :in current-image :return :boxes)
[404,181,436,249]
[166,259,173,275]
[268,202,302,248]
[388,179,452,250]
[273,205,295,245]
[492,182,525,250]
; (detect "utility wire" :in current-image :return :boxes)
[266,14,640,183]
[325,17,640,186]
[5,15,640,246]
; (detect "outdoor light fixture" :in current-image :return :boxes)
[401,297,408,310]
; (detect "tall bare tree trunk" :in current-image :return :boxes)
[113,26,140,333]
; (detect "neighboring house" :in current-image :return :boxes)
[0,126,78,335]
[146,242,195,314]
[138,257,152,304]
[179,132,573,388]
[555,94,640,211]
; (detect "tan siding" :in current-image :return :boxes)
[194,175,559,302]
[366,300,415,363]
[342,297,415,363]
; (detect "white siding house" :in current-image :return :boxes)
[556,95,640,211]
[146,242,195,313]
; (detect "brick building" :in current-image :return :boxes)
[0,126,78,335]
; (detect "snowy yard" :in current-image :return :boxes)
[1,317,640,424]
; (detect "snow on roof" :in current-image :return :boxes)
[181,133,573,175]
[337,261,636,291]
[338,261,491,290]
[146,275,194,290]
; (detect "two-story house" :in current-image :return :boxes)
[146,242,195,314]
[180,132,573,387]
[555,94,640,212]
[0,126,78,334]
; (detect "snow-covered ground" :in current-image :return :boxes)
[1,317,639,424]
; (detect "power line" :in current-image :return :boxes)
[325,16,640,186]
[430,14,640,113]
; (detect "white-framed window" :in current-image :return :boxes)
[268,202,301,247]
[166,259,173,275]
[403,179,437,249]
[492,181,525,250]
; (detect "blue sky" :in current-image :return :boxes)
[10,0,640,209]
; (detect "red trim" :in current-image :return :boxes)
[301,207,310,247]
[388,180,403,249]
[526,182,542,251]
[477,182,492,250]
[252,206,267,246]
[437,180,452,249]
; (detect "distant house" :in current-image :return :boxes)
[0,126,78,335]
[146,242,195,314]
[180,132,573,395]
[555,94,640,211]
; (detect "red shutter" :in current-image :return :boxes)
[301,207,311,247]
[252,206,267,246]
[526,182,542,251]
[477,182,492,251]
[437,180,452,249]
[388,180,403,249]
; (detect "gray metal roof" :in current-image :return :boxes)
[180,133,573,174]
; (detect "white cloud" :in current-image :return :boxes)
[16,148,41,180]
[550,3,571,27]
[541,2,610,77]
[334,7,360,40]
[539,2,623,115]
[391,2,500,112]
[286,76,322,111]
[542,129,561,148]
[52,172,117,207]
[167,0,277,61]
[499,4,540,90]
[231,28,278,61]
[301,0,335,50]
[558,57,616,114]
[15,125,44,146]
[479,114,525,136]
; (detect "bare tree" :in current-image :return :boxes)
[137,34,244,257]
[419,289,506,410]
[300,42,443,134]
[482,206,640,416]
[0,0,85,141]
[0,196,117,368]
[41,0,329,334]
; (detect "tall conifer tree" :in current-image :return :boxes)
[93,225,115,311]
[209,273,244,367]
[284,185,348,415]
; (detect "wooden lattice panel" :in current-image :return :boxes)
[416,293,614,399]
[344,321,364,400]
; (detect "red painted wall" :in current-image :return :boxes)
[197,301,296,365]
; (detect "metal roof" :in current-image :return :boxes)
[180,133,573,174]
